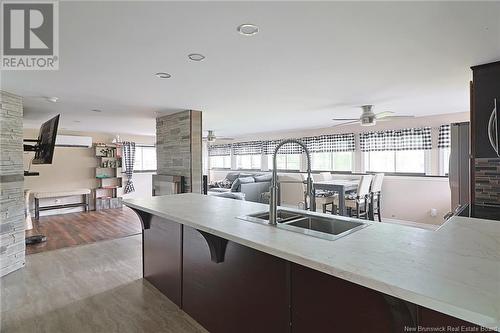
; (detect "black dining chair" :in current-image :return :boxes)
[369,173,384,222]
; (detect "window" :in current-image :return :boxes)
[134,145,156,172]
[267,154,301,170]
[365,150,425,174]
[311,152,353,171]
[236,155,261,170]
[208,144,232,169]
[210,156,231,169]
[360,127,431,174]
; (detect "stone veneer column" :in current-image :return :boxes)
[0,91,25,277]
[156,110,202,193]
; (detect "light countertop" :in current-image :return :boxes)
[124,193,500,330]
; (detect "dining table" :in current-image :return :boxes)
[314,179,359,216]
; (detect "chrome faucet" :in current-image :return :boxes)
[269,139,315,225]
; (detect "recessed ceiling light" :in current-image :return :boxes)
[237,24,259,36]
[155,72,171,79]
[188,53,205,61]
[91,109,102,113]
[73,120,81,123]
[47,96,59,103]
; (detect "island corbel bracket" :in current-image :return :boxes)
[197,230,228,263]
[129,207,152,230]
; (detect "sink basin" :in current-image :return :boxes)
[237,209,370,241]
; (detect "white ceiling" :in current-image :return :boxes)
[3,1,500,137]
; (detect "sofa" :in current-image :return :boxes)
[208,172,272,203]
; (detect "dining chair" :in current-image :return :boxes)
[369,173,384,222]
[301,174,337,214]
[335,174,373,219]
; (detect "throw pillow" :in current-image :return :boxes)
[217,179,232,189]
[231,176,255,192]
[231,178,241,192]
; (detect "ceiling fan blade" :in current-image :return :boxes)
[377,115,415,121]
[331,120,360,128]
[332,118,359,121]
[374,111,395,119]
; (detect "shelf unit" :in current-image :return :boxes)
[94,144,123,210]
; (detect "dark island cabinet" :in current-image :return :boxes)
[291,264,487,333]
[418,307,491,332]
[143,215,182,307]
[291,264,409,333]
[182,225,290,333]
[134,210,488,333]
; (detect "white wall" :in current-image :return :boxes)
[229,112,469,142]
[118,172,154,200]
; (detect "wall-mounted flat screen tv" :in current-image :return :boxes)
[32,114,60,164]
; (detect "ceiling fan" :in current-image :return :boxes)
[203,130,234,143]
[332,105,414,127]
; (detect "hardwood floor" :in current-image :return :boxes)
[25,207,142,255]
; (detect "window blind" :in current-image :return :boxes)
[232,141,263,155]
[208,144,232,156]
[359,127,432,152]
[262,139,305,155]
[438,124,451,148]
[305,133,355,153]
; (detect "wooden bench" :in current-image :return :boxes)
[33,189,91,219]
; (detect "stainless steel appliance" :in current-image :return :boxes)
[449,122,470,211]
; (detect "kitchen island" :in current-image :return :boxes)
[124,193,499,333]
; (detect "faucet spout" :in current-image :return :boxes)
[269,139,315,225]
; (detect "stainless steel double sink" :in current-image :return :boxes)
[237,209,370,241]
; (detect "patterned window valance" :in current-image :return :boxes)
[359,127,432,152]
[232,141,263,155]
[305,133,355,153]
[262,139,306,155]
[208,144,232,156]
[438,124,451,148]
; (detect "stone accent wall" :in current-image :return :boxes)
[475,158,500,205]
[156,110,202,193]
[0,91,25,277]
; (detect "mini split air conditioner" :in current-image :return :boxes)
[55,135,92,148]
